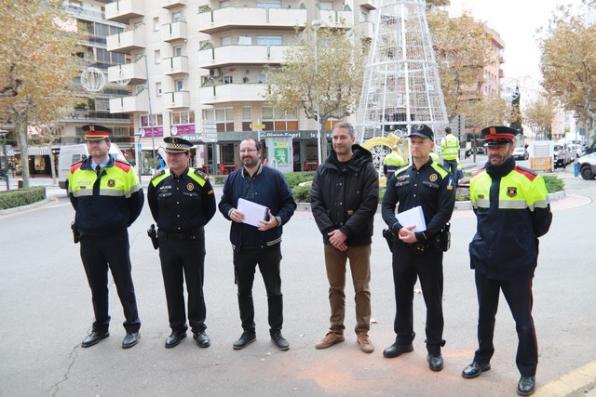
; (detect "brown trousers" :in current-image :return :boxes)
[324,244,371,334]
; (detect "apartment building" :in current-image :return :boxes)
[105,0,376,173]
[61,0,134,152]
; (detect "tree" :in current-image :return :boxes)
[266,26,365,161]
[524,96,556,140]
[509,85,523,134]
[427,11,492,119]
[0,0,80,188]
[464,96,509,131]
[540,5,596,142]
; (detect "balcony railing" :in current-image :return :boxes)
[161,21,187,42]
[199,83,268,105]
[162,0,186,8]
[109,90,149,113]
[319,10,353,28]
[107,60,146,84]
[198,45,288,68]
[198,7,307,33]
[163,56,189,75]
[106,27,146,52]
[105,0,144,23]
[164,91,191,109]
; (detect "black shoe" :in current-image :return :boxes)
[462,361,491,379]
[427,354,444,372]
[271,332,290,351]
[383,343,413,358]
[122,332,140,349]
[165,332,186,349]
[233,331,256,350]
[81,330,109,348]
[194,332,211,348]
[517,376,535,396]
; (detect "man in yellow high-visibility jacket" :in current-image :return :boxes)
[383,145,405,178]
[440,127,460,186]
[462,126,552,397]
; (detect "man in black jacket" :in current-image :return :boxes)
[218,138,296,351]
[381,125,455,371]
[311,122,379,353]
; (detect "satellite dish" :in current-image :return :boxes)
[80,67,106,92]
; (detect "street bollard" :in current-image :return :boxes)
[573,161,580,177]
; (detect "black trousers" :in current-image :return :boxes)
[473,270,538,377]
[234,244,283,335]
[158,231,207,334]
[80,230,140,333]
[392,245,444,355]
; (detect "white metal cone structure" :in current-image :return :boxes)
[356,0,448,147]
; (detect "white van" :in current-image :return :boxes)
[58,143,126,188]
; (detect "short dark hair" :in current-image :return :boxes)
[332,121,355,136]
[240,137,262,151]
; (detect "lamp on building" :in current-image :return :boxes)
[312,19,322,165]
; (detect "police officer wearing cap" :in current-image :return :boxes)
[67,125,144,349]
[148,137,216,349]
[381,124,455,371]
[462,126,552,396]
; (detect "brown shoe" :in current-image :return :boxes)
[357,333,374,353]
[315,332,345,349]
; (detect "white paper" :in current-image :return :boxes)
[397,206,426,232]
[237,198,269,227]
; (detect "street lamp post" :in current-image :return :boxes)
[142,54,157,175]
[312,20,322,165]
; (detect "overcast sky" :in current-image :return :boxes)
[447,0,582,84]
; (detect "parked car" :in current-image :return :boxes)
[577,152,596,180]
[554,145,573,168]
[58,143,126,189]
[513,147,529,160]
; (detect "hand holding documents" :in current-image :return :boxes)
[237,198,269,228]
[396,206,426,232]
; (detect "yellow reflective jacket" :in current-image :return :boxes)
[440,134,460,161]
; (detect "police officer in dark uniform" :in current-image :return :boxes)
[462,126,552,396]
[147,137,216,349]
[67,125,144,349]
[381,125,455,371]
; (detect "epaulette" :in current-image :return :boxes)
[471,168,486,178]
[151,169,166,181]
[194,168,209,180]
[114,160,131,172]
[394,165,411,176]
[514,166,537,181]
[69,160,84,173]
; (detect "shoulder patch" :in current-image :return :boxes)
[69,161,83,173]
[514,166,537,181]
[151,169,166,180]
[193,168,209,180]
[430,162,448,178]
[114,160,131,172]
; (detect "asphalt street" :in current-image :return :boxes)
[0,165,594,397]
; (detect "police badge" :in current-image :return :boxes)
[507,186,517,197]
[429,173,438,182]
[107,179,115,187]
[186,182,195,191]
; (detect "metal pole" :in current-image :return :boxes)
[1,133,8,190]
[143,54,156,175]
[312,21,322,165]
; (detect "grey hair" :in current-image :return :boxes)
[332,121,355,137]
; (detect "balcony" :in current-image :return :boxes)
[109,90,148,114]
[162,0,186,9]
[107,60,146,84]
[360,0,377,10]
[163,56,189,75]
[198,7,307,34]
[198,45,288,69]
[164,91,191,109]
[107,28,146,52]
[319,10,353,28]
[199,83,268,105]
[105,0,144,23]
[358,21,375,39]
[161,21,187,42]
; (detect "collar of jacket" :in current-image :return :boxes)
[325,144,372,171]
[485,156,515,178]
[81,154,115,170]
[171,167,190,179]
[241,162,263,178]
[411,157,434,172]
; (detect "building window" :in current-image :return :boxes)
[238,36,252,45]
[155,82,162,96]
[221,36,233,46]
[242,106,252,131]
[140,114,163,127]
[202,108,234,132]
[154,49,161,64]
[153,17,160,32]
[223,75,233,84]
[172,11,184,22]
[256,36,282,46]
[256,0,281,8]
[262,107,298,131]
[171,110,195,125]
[173,46,183,57]
[174,80,184,91]
[319,1,333,10]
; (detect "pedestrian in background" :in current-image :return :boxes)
[462,126,552,396]
[440,127,460,187]
[148,137,216,349]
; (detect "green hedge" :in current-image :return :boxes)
[543,175,564,193]
[292,184,311,202]
[284,171,315,188]
[0,186,46,210]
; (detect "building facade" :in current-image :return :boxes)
[105,0,376,173]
